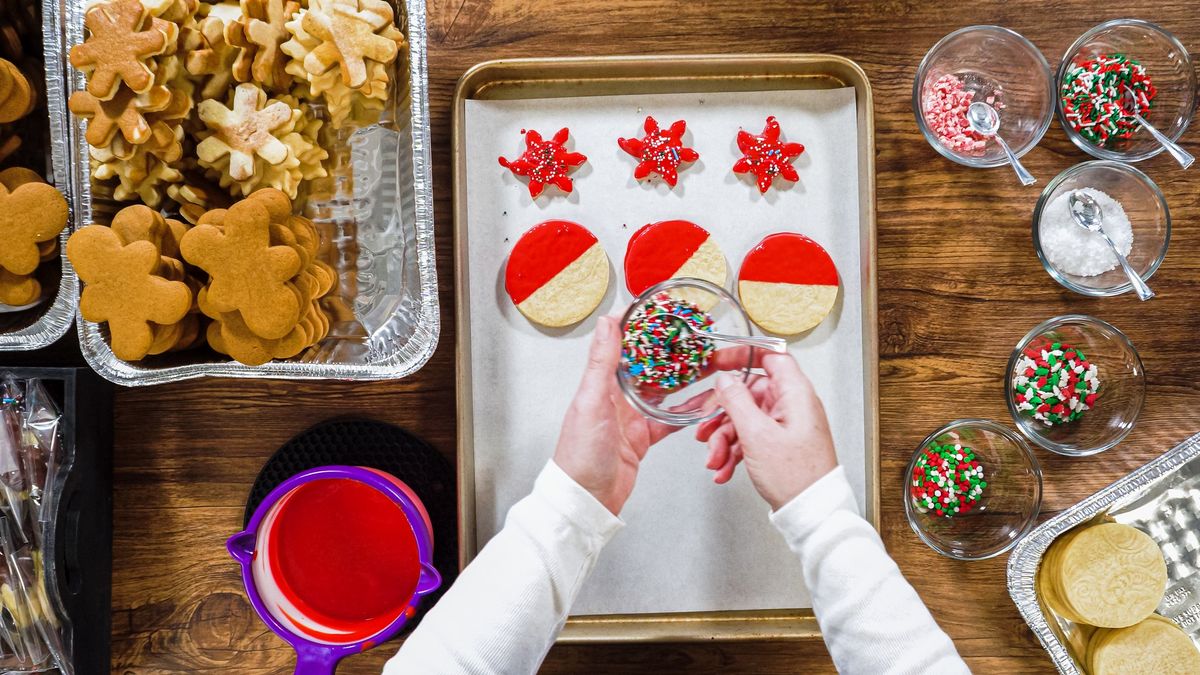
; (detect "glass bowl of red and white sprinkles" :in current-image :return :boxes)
[1057,19,1196,162]
[617,278,754,426]
[913,25,1054,168]
[904,419,1042,560]
[1006,315,1145,456]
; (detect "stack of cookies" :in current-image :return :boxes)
[1039,521,1200,674]
[66,210,195,361]
[0,170,69,307]
[69,0,196,208]
[180,188,334,366]
[69,0,406,212]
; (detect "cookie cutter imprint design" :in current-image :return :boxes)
[0,0,78,351]
[61,0,439,384]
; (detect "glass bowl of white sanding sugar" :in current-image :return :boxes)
[1033,160,1170,297]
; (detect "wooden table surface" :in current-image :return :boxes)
[94,1,1200,673]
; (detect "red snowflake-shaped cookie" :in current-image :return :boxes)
[733,116,805,193]
[617,116,699,187]
[498,127,588,198]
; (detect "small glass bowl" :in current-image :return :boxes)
[1033,161,1170,296]
[904,419,1042,560]
[913,26,1055,168]
[1005,315,1144,456]
[1057,19,1196,161]
[617,278,754,427]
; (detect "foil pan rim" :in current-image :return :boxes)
[1006,431,1200,674]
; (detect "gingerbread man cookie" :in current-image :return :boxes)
[179,196,302,339]
[66,225,192,361]
[0,182,69,276]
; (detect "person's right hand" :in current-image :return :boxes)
[696,351,838,511]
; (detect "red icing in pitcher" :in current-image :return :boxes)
[268,478,420,634]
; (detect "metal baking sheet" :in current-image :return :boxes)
[1008,431,1200,674]
[60,0,438,384]
[453,55,877,641]
[0,0,78,351]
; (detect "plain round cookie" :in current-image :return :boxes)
[505,220,609,328]
[1086,615,1200,675]
[1047,522,1166,628]
[624,220,726,310]
[738,233,839,335]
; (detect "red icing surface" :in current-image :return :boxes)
[624,220,711,296]
[739,233,838,286]
[269,478,419,631]
[498,127,587,198]
[732,116,805,193]
[505,220,599,305]
[617,116,699,187]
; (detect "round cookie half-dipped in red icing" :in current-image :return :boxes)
[624,220,726,310]
[738,233,839,335]
[505,220,609,327]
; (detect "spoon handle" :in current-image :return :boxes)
[707,331,789,354]
[993,134,1037,186]
[1102,231,1155,301]
[1137,113,1195,169]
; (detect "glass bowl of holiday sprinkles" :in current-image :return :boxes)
[1006,315,1145,457]
[1057,19,1196,162]
[617,278,754,426]
[904,419,1042,560]
[1033,161,1170,296]
[913,25,1055,168]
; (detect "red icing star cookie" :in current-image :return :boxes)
[738,233,838,335]
[505,220,609,327]
[733,116,805,193]
[498,128,588,199]
[617,116,699,187]
[624,220,725,309]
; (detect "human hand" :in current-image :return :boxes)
[696,351,838,511]
[553,315,680,515]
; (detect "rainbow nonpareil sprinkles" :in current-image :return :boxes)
[1012,341,1101,427]
[910,442,987,518]
[1061,54,1157,147]
[622,292,715,391]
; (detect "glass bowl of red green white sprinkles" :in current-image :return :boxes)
[1006,315,1144,457]
[1057,19,1196,162]
[617,278,754,427]
[904,419,1042,560]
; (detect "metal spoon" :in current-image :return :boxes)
[667,314,788,353]
[966,101,1037,186]
[1121,85,1194,169]
[1068,190,1154,301]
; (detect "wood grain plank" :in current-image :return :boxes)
[103,0,1200,672]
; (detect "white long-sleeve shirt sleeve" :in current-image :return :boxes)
[386,459,621,674]
[769,466,969,675]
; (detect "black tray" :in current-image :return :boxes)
[4,367,112,675]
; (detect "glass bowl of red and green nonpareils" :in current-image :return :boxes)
[1058,19,1196,162]
[617,278,755,427]
[904,419,1043,560]
[1006,315,1145,456]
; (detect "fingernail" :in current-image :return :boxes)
[595,316,611,342]
[716,373,735,390]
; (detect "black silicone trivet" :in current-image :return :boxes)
[244,417,457,634]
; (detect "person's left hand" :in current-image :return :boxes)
[553,315,680,515]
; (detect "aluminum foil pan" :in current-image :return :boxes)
[62,0,438,384]
[1008,431,1200,674]
[0,0,78,351]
